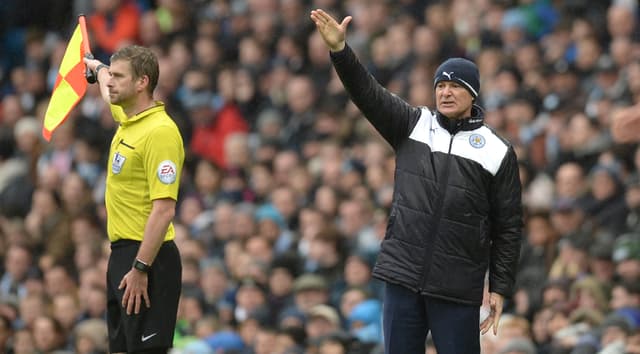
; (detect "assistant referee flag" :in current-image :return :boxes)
[42,16,91,141]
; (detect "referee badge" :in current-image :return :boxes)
[157,160,178,184]
[112,152,126,174]
[469,134,485,148]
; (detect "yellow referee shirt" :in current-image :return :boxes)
[105,102,184,242]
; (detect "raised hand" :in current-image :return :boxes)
[310,9,352,52]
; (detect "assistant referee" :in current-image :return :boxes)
[85,45,184,354]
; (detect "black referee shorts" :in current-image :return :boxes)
[107,239,181,352]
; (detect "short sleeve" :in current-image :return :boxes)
[144,125,184,201]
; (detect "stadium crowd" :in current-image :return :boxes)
[1,0,640,353]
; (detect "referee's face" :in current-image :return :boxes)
[107,60,144,109]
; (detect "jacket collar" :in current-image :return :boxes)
[436,104,484,135]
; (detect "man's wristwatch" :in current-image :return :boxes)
[132,258,151,273]
[95,63,109,74]
[95,64,109,82]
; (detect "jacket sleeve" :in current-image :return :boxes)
[488,146,523,298]
[330,45,421,150]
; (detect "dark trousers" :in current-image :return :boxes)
[107,240,181,353]
[383,282,481,354]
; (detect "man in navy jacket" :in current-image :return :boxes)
[311,9,523,354]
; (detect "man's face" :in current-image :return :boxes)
[616,259,640,282]
[107,60,140,108]
[435,81,474,119]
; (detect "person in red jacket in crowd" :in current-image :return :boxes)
[188,67,249,169]
[88,0,140,60]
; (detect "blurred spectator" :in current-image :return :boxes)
[588,240,616,288]
[496,338,536,354]
[305,304,341,342]
[154,0,191,35]
[610,280,640,311]
[337,198,377,255]
[569,276,609,315]
[73,318,108,354]
[347,298,382,346]
[233,278,268,324]
[612,232,640,283]
[88,0,140,61]
[138,10,163,49]
[305,226,345,285]
[554,161,588,200]
[599,312,635,353]
[198,259,231,316]
[281,75,319,151]
[32,315,71,353]
[267,253,299,318]
[0,243,32,304]
[274,325,306,354]
[188,67,249,169]
[12,328,35,354]
[203,330,245,353]
[51,291,82,334]
[340,253,381,301]
[15,292,47,330]
[253,325,279,354]
[12,116,41,181]
[549,197,588,240]
[581,162,628,236]
[0,314,11,354]
[36,116,75,183]
[519,211,558,275]
[24,188,73,267]
[606,2,638,39]
[0,126,27,195]
[289,273,330,313]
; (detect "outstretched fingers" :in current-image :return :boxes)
[480,312,494,335]
[310,8,350,51]
[310,9,334,25]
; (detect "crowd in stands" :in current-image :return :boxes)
[1,0,640,353]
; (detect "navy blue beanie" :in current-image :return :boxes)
[433,58,480,98]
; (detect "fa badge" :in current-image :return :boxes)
[112,152,126,174]
[469,134,485,148]
[157,160,177,184]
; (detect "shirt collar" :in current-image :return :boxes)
[436,104,484,135]
[114,101,165,125]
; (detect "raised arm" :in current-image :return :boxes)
[83,57,111,103]
[310,9,420,149]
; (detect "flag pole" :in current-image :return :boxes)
[79,14,97,84]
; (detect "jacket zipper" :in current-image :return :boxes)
[418,123,459,293]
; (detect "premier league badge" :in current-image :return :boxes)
[112,152,126,174]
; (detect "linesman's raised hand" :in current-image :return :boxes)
[310,9,352,52]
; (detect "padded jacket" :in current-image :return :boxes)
[331,45,523,305]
